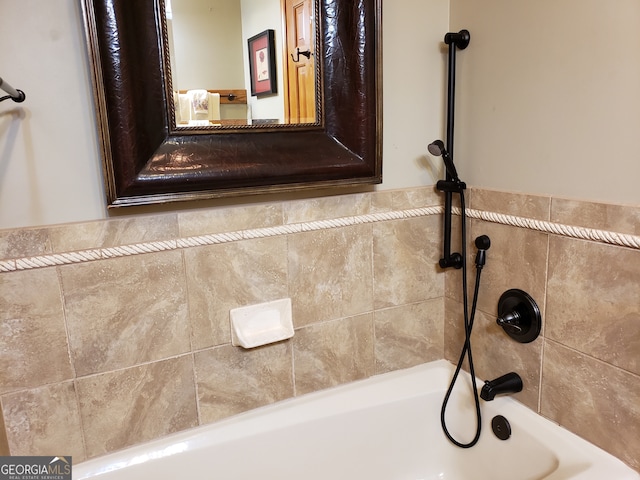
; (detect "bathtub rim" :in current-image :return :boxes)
[73,359,639,479]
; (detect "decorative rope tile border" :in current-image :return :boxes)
[460,208,640,249]
[1,205,638,273]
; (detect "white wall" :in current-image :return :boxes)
[14,1,639,229]
[240,0,285,122]
[171,0,246,90]
[450,0,640,206]
[0,0,105,228]
[0,0,448,229]
[383,0,450,189]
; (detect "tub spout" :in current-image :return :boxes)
[480,372,523,401]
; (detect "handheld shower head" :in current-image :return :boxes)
[428,139,460,182]
[427,139,446,157]
[474,235,491,268]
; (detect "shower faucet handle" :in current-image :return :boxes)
[496,311,523,333]
[496,289,542,343]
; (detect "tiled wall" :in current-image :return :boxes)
[0,187,445,462]
[0,186,638,471]
[445,188,640,471]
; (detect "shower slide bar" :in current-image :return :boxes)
[437,30,470,270]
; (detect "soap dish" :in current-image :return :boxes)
[230,298,294,349]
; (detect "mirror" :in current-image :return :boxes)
[82,0,381,208]
[166,0,319,127]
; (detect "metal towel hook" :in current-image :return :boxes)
[0,76,26,103]
[290,48,312,63]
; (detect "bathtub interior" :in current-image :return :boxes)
[74,360,639,480]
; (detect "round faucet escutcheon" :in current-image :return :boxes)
[496,289,541,343]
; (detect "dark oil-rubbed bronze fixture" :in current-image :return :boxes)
[491,415,512,441]
[291,48,312,62]
[496,289,542,343]
[0,76,25,103]
[432,29,471,270]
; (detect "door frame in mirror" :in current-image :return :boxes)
[82,0,382,208]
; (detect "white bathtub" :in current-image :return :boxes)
[74,360,638,480]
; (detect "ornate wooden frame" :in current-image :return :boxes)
[82,0,382,207]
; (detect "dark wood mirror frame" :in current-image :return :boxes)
[82,0,382,208]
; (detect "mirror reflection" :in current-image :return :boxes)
[165,0,318,128]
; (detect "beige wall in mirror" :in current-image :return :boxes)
[167,0,317,127]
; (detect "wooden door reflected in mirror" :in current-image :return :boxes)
[284,0,316,123]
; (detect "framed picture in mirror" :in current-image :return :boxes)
[248,29,277,97]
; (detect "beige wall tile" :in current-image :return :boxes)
[1,187,638,467]
[379,187,443,211]
[289,225,373,327]
[470,188,551,221]
[283,193,370,224]
[444,297,465,365]
[373,216,443,309]
[469,220,548,319]
[179,203,283,237]
[444,298,541,410]
[374,299,444,374]
[0,410,8,455]
[184,237,289,350]
[293,314,374,396]
[76,356,197,458]
[60,251,190,376]
[542,341,640,471]
[443,211,464,303]
[469,309,541,409]
[0,229,50,259]
[369,186,442,213]
[442,228,469,305]
[551,198,640,236]
[2,381,85,460]
[370,190,395,212]
[47,214,179,253]
[194,343,294,424]
[546,236,640,375]
[0,268,72,393]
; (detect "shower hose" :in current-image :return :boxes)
[440,189,486,448]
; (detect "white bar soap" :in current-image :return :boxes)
[230,298,294,348]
